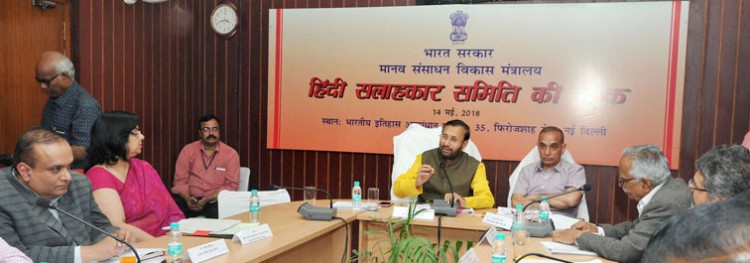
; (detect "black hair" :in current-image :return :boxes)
[12,127,67,173]
[198,114,221,128]
[86,111,139,171]
[539,126,565,143]
[443,119,470,141]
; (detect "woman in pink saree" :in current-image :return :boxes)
[85,111,184,241]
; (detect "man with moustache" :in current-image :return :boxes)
[172,114,240,218]
[551,145,691,263]
[511,126,586,218]
[393,119,494,209]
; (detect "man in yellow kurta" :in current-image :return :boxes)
[394,119,495,209]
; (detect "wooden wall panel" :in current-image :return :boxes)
[0,1,70,157]
[69,0,750,225]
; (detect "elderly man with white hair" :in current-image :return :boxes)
[551,145,691,263]
[35,51,101,169]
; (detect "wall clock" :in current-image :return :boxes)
[210,3,238,38]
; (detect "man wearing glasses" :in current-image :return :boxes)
[689,144,750,206]
[172,114,240,218]
[35,51,101,169]
[551,145,691,263]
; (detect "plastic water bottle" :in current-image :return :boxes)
[539,196,551,223]
[167,222,183,263]
[512,204,527,245]
[250,189,261,223]
[352,181,362,210]
[492,233,507,263]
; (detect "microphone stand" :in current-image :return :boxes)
[270,184,338,221]
[431,163,458,217]
[520,184,591,237]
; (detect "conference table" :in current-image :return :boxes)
[357,205,615,263]
[137,201,613,262]
[136,201,358,263]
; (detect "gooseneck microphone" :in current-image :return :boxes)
[269,184,338,221]
[515,252,573,263]
[36,198,141,263]
[522,184,592,212]
[430,163,458,217]
[438,163,455,208]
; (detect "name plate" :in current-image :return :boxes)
[232,224,273,245]
[187,239,229,263]
[477,226,497,248]
[458,247,479,263]
[482,212,513,230]
[392,206,435,220]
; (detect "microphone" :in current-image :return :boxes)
[269,184,337,221]
[522,184,591,212]
[36,198,141,263]
[515,252,573,263]
[431,163,457,217]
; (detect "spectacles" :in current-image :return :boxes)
[35,73,63,86]
[617,175,637,187]
[688,178,708,192]
[201,127,220,132]
[130,129,143,136]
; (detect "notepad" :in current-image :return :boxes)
[539,241,597,256]
[177,218,242,238]
[100,248,166,263]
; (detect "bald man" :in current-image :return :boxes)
[35,51,101,169]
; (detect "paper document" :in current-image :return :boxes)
[539,241,597,256]
[550,214,582,230]
[179,218,240,233]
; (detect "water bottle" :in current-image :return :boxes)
[512,204,527,245]
[250,189,261,223]
[352,181,362,210]
[492,233,507,263]
[539,196,551,223]
[167,222,183,263]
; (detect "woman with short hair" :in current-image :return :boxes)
[86,111,184,242]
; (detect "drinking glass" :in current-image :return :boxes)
[304,186,317,204]
[367,187,379,211]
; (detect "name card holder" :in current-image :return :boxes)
[187,239,229,263]
[482,212,513,230]
[232,224,274,245]
[458,247,479,263]
[392,206,435,221]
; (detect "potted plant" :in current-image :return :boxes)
[352,199,473,263]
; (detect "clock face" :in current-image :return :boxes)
[211,4,238,36]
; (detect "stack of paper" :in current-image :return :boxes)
[539,241,597,256]
[178,218,241,237]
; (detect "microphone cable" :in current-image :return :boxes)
[515,252,573,263]
[436,215,443,258]
[333,216,348,263]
